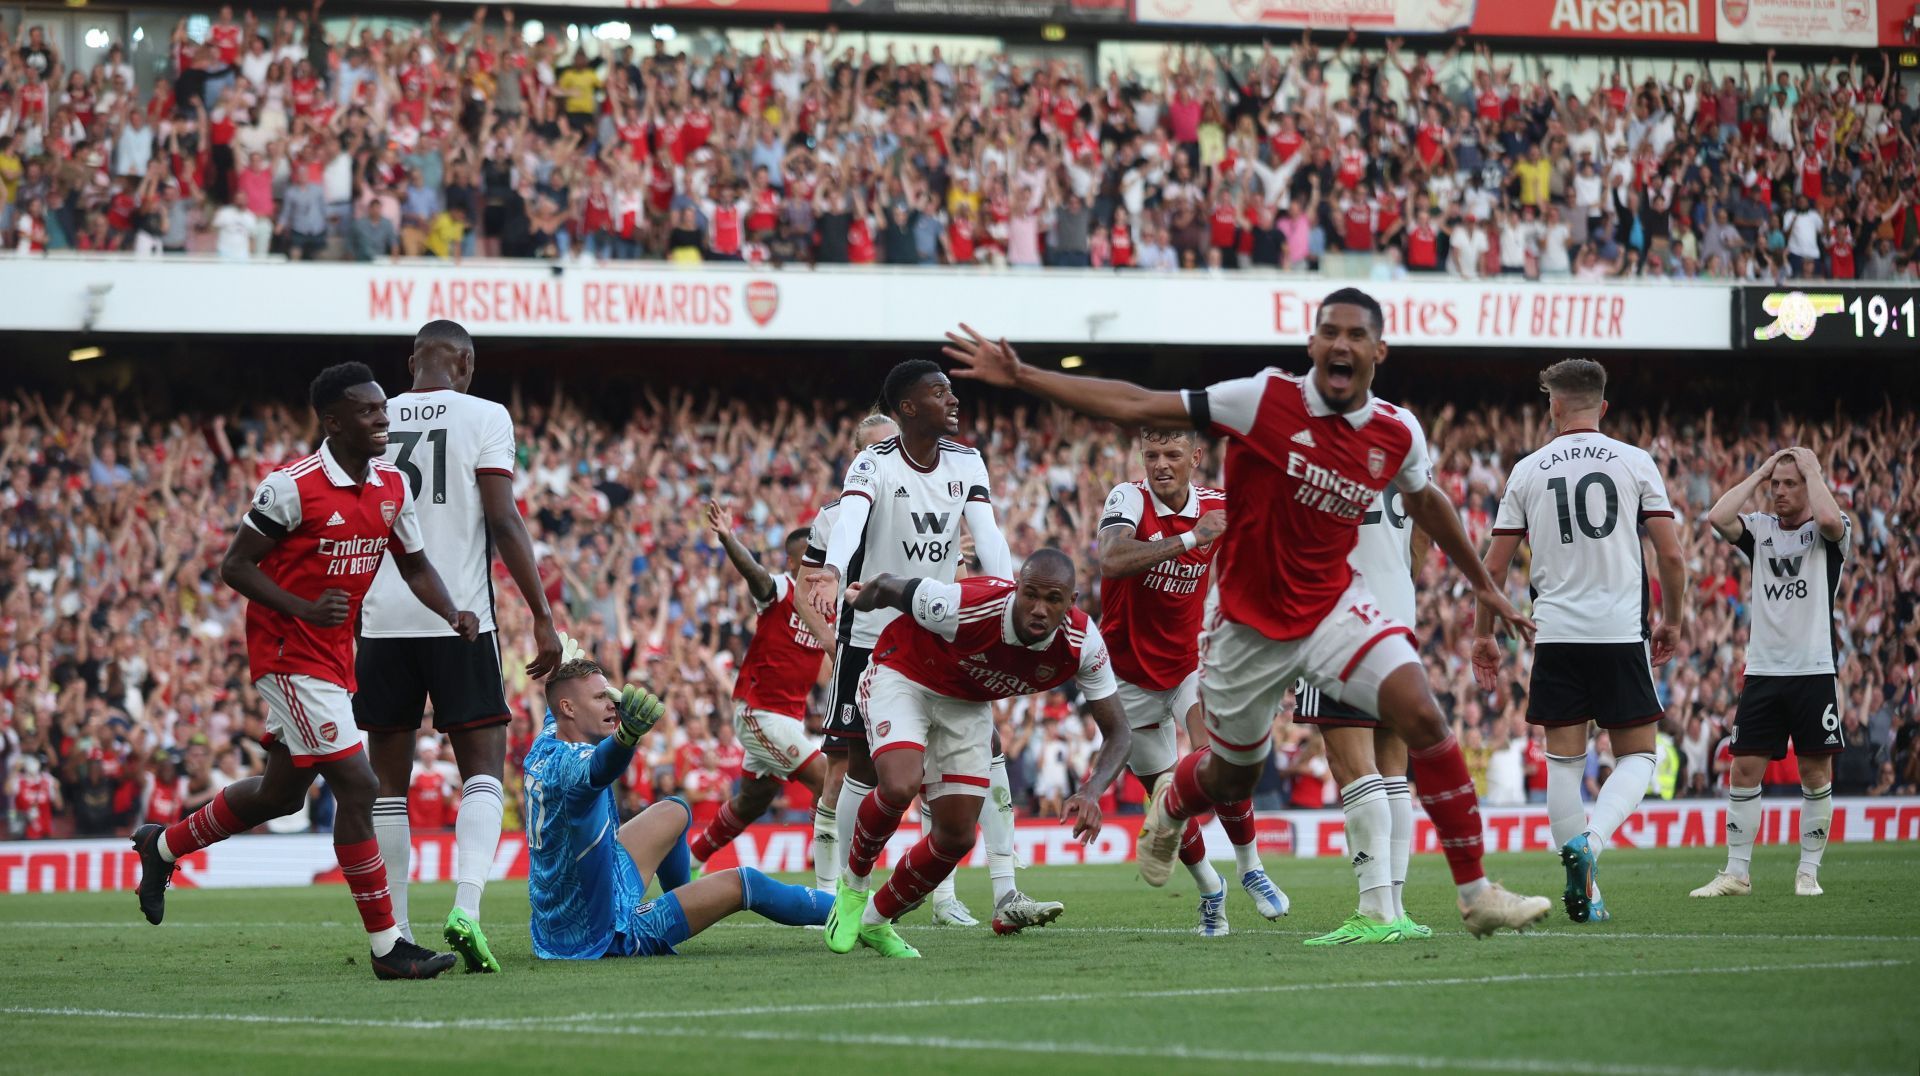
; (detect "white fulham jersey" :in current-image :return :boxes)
[1351,482,1416,627]
[826,436,994,650]
[362,389,517,637]
[1490,429,1675,644]
[1731,513,1850,676]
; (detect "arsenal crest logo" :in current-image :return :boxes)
[1367,448,1387,479]
[1721,0,1749,26]
[380,501,398,526]
[1035,664,1057,681]
[875,720,891,738]
[745,280,779,327]
[318,722,338,742]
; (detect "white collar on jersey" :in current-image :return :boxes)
[1148,484,1202,520]
[318,438,384,488]
[1001,596,1060,650]
[1302,371,1376,429]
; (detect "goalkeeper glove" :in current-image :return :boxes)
[613,684,665,748]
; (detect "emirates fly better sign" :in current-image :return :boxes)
[0,259,1735,349]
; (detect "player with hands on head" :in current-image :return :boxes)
[524,654,833,961]
[942,290,1551,938]
[1693,445,1851,900]
[825,551,1131,958]
[1474,359,1687,926]
[684,500,834,873]
[132,361,475,979]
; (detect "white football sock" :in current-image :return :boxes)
[926,809,958,903]
[1232,841,1262,877]
[986,754,1017,903]
[1546,751,1589,849]
[1340,775,1394,922]
[1186,847,1225,895]
[1799,783,1833,876]
[861,894,888,927]
[453,775,503,919]
[372,796,412,942]
[369,925,402,957]
[834,776,872,880]
[1725,785,1761,879]
[811,801,838,892]
[1585,751,1656,851]
[1383,776,1412,920]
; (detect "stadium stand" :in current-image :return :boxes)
[3,379,1915,839]
[1,11,1916,277]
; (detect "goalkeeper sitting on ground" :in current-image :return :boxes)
[524,648,832,959]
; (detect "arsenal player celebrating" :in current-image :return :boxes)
[824,552,1131,958]
[1098,430,1288,936]
[944,289,1553,937]
[130,363,478,979]
[688,502,835,882]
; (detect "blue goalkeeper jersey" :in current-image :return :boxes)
[524,712,645,959]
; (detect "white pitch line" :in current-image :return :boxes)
[0,991,1896,1076]
[3,920,1919,945]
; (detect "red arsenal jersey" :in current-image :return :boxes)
[1097,482,1227,692]
[241,440,423,690]
[1183,371,1431,641]
[872,577,1117,703]
[735,573,827,718]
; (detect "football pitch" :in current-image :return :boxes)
[2,843,1915,1075]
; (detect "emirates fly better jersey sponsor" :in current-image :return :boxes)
[734,573,827,718]
[1182,371,1431,641]
[1491,430,1674,644]
[362,389,518,637]
[873,577,1117,703]
[242,441,424,689]
[828,437,993,649]
[1098,482,1228,691]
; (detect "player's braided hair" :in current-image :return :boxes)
[880,359,943,417]
[308,362,377,415]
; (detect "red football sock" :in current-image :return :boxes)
[1178,816,1206,866]
[1409,735,1487,885]
[873,834,972,921]
[162,788,244,859]
[846,788,909,879]
[335,837,398,935]
[1163,750,1218,822]
[1213,798,1256,846]
[689,800,749,863]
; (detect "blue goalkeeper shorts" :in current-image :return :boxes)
[608,891,691,958]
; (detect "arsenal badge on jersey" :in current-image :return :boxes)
[1035,664,1056,681]
[380,500,398,526]
[949,480,964,499]
[875,720,891,738]
[1367,448,1387,478]
[745,280,779,326]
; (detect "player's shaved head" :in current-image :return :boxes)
[411,320,476,392]
[855,412,899,448]
[1022,548,1076,588]
[1317,286,1385,338]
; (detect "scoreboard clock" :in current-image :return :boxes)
[1743,288,1920,350]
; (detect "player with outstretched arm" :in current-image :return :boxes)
[943,289,1552,937]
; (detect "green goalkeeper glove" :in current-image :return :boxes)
[613,684,665,748]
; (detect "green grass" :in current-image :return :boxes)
[2,843,1916,1075]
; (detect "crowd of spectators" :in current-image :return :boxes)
[3,377,1916,841]
[2,10,1919,277]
